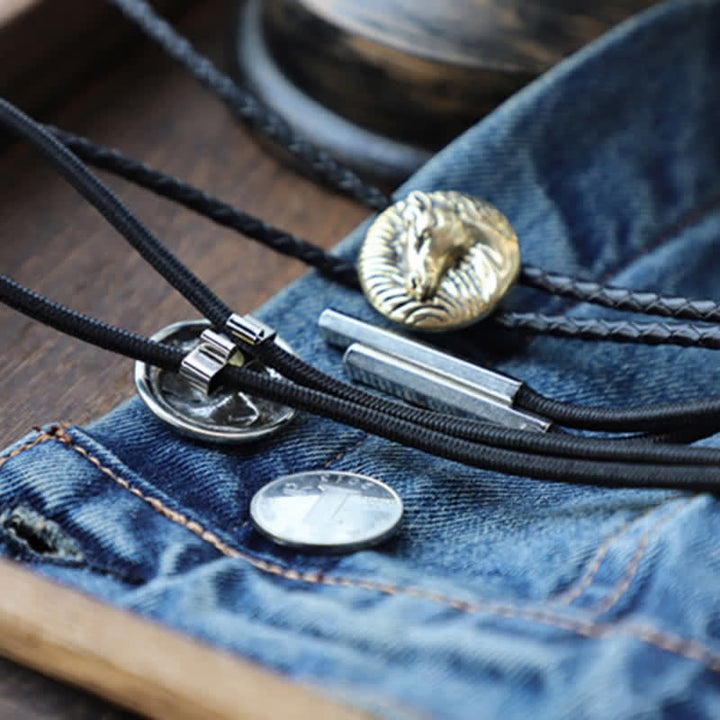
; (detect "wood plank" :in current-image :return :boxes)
[0,1,367,716]
[0,560,372,720]
[0,0,367,449]
[0,0,190,113]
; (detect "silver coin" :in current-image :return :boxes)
[135,320,296,443]
[250,471,403,552]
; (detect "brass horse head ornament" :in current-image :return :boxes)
[358,191,521,331]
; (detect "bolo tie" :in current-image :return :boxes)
[4,1,720,501]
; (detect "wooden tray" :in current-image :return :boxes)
[0,1,367,717]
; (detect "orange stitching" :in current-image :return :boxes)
[617,624,720,673]
[0,431,54,470]
[51,428,243,560]
[555,496,686,605]
[44,427,720,677]
[323,434,369,469]
[588,499,694,617]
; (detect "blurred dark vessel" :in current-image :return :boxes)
[232,0,656,184]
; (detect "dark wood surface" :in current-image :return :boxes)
[0,656,135,720]
[0,0,190,113]
[0,0,366,716]
[0,0,367,450]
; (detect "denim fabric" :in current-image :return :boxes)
[3,1,720,717]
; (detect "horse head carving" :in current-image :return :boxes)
[401,191,477,300]
[358,190,521,331]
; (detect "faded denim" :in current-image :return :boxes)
[2,1,720,717]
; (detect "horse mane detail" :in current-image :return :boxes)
[358,190,520,331]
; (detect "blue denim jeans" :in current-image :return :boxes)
[3,1,720,717]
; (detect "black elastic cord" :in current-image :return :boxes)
[10,95,720,489]
[0,99,232,330]
[217,363,720,492]
[516,385,720,433]
[0,274,181,369]
[8,260,720,471]
[9,259,720,478]
[39,118,720,437]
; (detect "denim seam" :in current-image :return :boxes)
[0,433,702,665]
[584,498,696,617]
[51,428,240,558]
[0,427,150,585]
[40,427,720,677]
[322,433,369,469]
[0,431,55,470]
[554,495,687,606]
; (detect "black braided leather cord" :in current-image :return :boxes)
[15,93,720,488]
[100,0,720,344]
[495,312,720,349]
[61,126,720,350]
[521,266,720,322]
[106,0,390,211]
[53,127,720,352]
[51,127,362,288]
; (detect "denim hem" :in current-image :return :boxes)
[4,1,720,715]
[1,425,716,673]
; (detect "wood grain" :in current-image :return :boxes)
[0,1,366,716]
[0,0,367,449]
[0,559,372,720]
